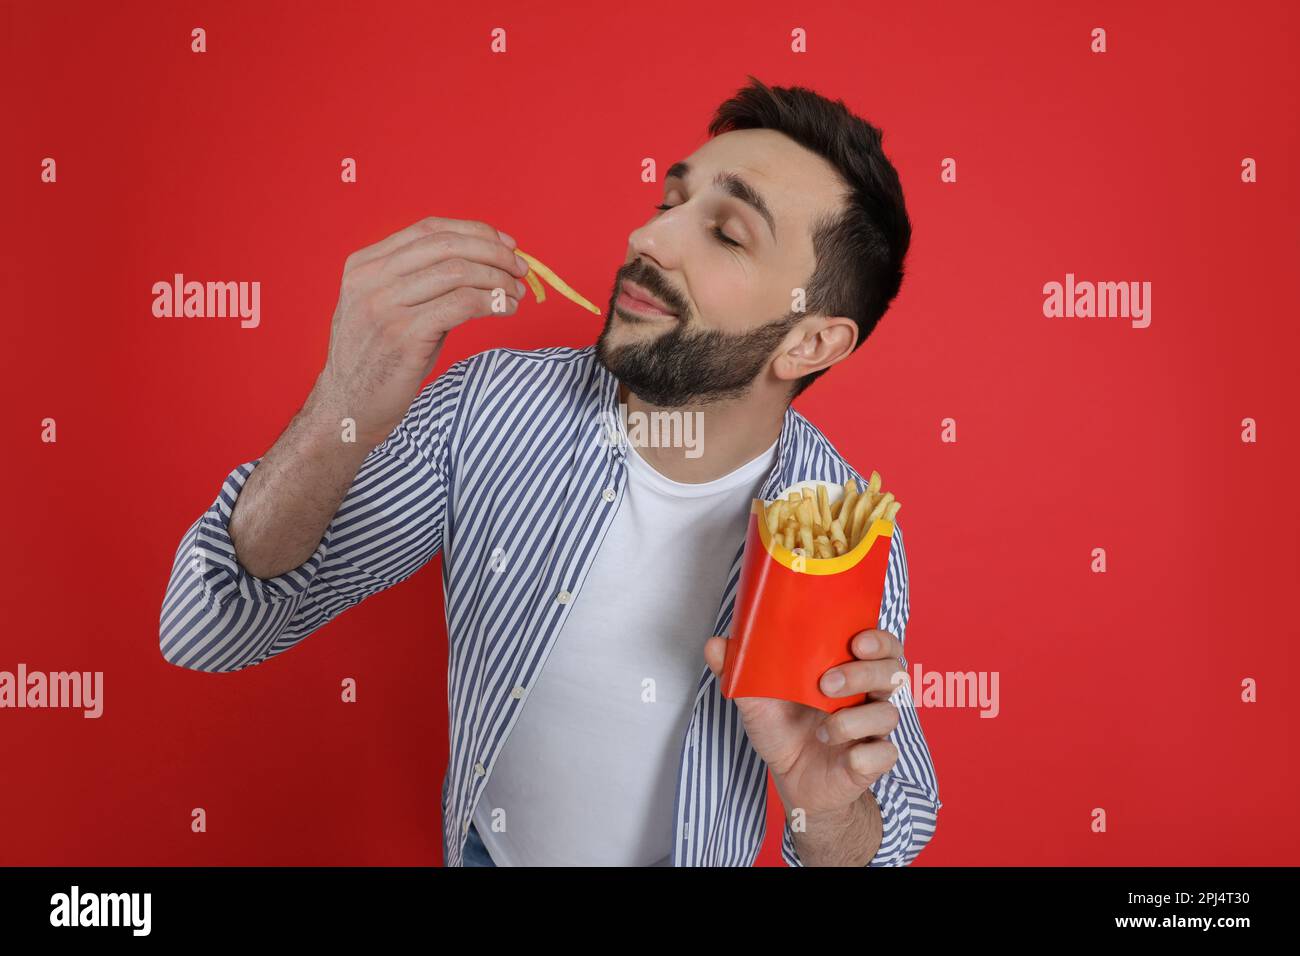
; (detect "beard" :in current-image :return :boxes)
[594,267,801,407]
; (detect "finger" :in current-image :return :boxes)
[390,258,527,308]
[404,286,519,342]
[842,738,899,783]
[816,699,900,746]
[867,669,911,702]
[703,636,727,679]
[346,217,508,271]
[384,231,529,281]
[820,657,903,698]
[850,629,904,662]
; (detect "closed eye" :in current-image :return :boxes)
[653,203,742,248]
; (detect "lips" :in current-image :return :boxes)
[619,280,676,315]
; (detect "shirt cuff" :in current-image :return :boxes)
[190,458,332,607]
[862,771,914,866]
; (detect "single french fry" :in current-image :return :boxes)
[798,525,814,556]
[840,480,859,533]
[514,249,603,315]
[829,517,848,552]
[868,491,895,523]
[764,501,781,537]
[883,500,901,522]
[797,498,817,534]
[521,269,546,303]
[817,484,832,532]
[849,493,873,547]
[803,491,816,533]
[868,470,882,496]
[814,534,832,559]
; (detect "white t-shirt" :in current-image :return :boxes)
[471,428,778,866]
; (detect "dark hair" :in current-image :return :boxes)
[707,76,912,400]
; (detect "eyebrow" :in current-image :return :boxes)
[665,160,777,241]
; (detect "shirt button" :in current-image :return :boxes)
[511,686,525,699]
[602,487,616,502]
[557,590,571,604]
[473,762,486,777]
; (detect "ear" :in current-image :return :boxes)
[772,317,858,384]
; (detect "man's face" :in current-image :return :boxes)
[595,128,850,407]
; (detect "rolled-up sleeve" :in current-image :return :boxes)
[158,358,470,672]
[781,522,943,866]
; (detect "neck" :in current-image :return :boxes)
[617,381,784,483]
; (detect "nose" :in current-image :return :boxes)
[628,211,681,274]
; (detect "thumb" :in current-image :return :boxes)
[703,635,728,679]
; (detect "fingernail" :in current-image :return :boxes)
[822,670,845,694]
[816,725,830,743]
[515,280,526,296]
[497,229,517,248]
[515,254,529,274]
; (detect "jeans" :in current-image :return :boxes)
[461,820,497,867]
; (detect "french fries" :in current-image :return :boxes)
[514,249,603,315]
[760,472,901,562]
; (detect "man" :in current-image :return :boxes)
[159,76,941,867]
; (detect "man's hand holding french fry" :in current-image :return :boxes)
[308,216,597,452]
[704,626,903,866]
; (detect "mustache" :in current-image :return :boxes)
[617,263,685,316]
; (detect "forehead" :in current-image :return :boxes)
[675,128,849,244]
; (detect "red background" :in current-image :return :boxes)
[2,0,1296,865]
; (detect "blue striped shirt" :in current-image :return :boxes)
[159,344,942,866]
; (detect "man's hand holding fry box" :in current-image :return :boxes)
[704,474,906,854]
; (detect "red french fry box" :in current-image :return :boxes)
[721,479,895,713]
